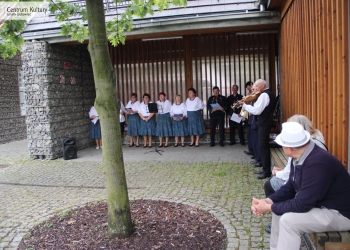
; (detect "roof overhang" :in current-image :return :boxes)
[22,10,280,44]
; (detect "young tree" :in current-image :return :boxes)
[1,0,186,238]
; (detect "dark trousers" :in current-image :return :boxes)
[120,122,125,136]
[264,178,275,197]
[229,120,244,144]
[258,125,272,176]
[251,127,261,162]
[247,125,254,153]
[210,114,225,144]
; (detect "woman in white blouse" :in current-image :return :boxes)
[138,93,156,148]
[170,95,188,147]
[155,92,173,147]
[89,105,102,149]
[125,93,140,147]
[185,88,205,147]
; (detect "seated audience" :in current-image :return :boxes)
[263,114,327,233]
[251,122,350,250]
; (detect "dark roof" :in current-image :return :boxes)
[22,0,280,43]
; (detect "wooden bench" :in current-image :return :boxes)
[270,148,350,250]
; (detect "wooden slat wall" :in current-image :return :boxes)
[280,0,349,166]
[110,32,278,122]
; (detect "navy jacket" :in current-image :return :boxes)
[270,141,350,219]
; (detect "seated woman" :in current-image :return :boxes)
[185,87,205,147]
[89,105,102,149]
[125,93,140,147]
[170,95,188,147]
[263,114,327,233]
[156,92,173,147]
[138,93,156,148]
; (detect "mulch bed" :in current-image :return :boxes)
[18,199,227,250]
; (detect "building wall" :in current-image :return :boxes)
[22,41,95,159]
[0,54,27,144]
[280,0,349,166]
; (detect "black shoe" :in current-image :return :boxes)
[254,170,264,174]
[254,162,263,168]
[244,151,253,155]
[240,142,246,146]
[210,143,215,147]
[220,143,224,147]
[257,173,271,179]
[229,142,236,145]
[265,223,272,234]
[251,156,255,159]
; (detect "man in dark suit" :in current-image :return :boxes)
[207,86,227,147]
[226,84,245,145]
[238,79,276,179]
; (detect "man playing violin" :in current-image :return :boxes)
[238,79,276,179]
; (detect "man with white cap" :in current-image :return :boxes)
[251,122,350,250]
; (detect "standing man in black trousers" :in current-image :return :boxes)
[207,86,227,147]
[238,79,276,179]
[226,84,245,145]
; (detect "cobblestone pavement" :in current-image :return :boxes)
[0,140,307,250]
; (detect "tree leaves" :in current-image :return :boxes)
[0,0,187,58]
[0,20,26,58]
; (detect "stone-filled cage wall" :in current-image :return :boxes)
[22,41,95,159]
[0,53,27,144]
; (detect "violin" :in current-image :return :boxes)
[231,91,261,109]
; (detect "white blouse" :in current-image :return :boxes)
[138,101,153,116]
[156,100,171,114]
[125,100,140,115]
[185,97,204,111]
[170,103,187,117]
[89,106,99,124]
[119,101,125,123]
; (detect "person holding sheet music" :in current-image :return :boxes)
[138,93,156,148]
[170,95,188,147]
[186,88,205,147]
[207,86,227,147]
[155,92,173,147]
[125,93,140,147]
[226,84,245,145]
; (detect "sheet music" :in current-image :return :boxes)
[230,113,243,123]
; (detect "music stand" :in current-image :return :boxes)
[144,103,164,155]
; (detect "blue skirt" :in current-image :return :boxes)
[187,110,205,136]
[139,116,156,136]
[172,118,188,136]
[156,113,173,137]
[90,120,101,139]
[127,114,140,136]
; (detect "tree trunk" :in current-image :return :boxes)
[85,0,133,238]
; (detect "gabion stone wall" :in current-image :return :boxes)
[0,54,27,144]
[22,41,95,159]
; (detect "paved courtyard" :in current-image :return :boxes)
[0,140,307,250]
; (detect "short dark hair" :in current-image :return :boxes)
[212,86,219,91]
[143,93,150,99]
[188,87,197,95]
[131,93,137,98]
[245,81,253,88]
[158,92,166,97]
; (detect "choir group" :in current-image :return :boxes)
[89,87,207,149]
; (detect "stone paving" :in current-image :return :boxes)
[0,140,307,250]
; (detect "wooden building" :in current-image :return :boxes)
[21,0,350,168]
